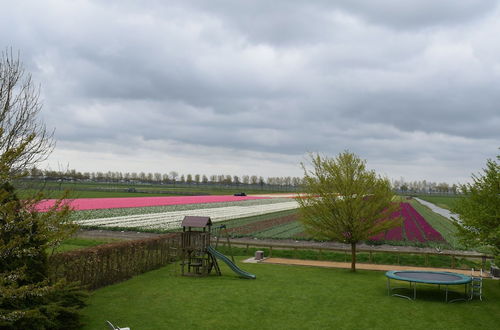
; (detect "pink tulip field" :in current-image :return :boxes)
[35,195,267,212]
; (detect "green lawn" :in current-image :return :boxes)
[415,195,459,210]
[53,238,116,253]
[81,258,500,330]
[409,200,462,249]
[15,180,296,199]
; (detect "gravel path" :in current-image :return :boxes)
[228,237,483,256]
[76,229,483,256]
[76,229,163,241]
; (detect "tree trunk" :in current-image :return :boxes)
[351,242,356,272]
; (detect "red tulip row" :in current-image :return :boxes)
[371,202,444,243]
[401,203,426,242]
[402,202,445,242]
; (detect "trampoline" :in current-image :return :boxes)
[385,270,471,302]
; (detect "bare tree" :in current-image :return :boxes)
[250,175,258,184]
[1,50,54,178]
[169,171,178,182]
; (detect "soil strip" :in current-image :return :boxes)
[259,258,490,277]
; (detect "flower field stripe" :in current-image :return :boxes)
[35,195,268,212]
[77,201,299,230]
[401,203,425,242]
[369,203,444,243]
[404,203,445,242]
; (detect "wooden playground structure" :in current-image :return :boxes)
[180,216,256,279]
[180,216,220,276]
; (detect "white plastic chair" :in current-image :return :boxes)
[106,320,130,330]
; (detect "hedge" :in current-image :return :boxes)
[49,233,181,290]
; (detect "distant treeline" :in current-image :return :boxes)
[391,178,460,194]
[24,167,304,189]
[22,168,459,194]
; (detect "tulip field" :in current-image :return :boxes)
[369,203,445,242]
[220,202,448,245]
[60,195,450,246]
[67,195,299,231]
[36,195,267,212]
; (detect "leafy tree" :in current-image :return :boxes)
[296,152,401,271]
[452,154,500,265]
[0,182,85,329]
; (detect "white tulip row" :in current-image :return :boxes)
[77,201,299,230]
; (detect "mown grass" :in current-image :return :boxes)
[53,238,116,253]
[15,180,296,199]
[81,258,500,330]
[415,195,459,210]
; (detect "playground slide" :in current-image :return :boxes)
[207,246,256,279]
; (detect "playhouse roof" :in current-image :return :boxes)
[181,216,212,228]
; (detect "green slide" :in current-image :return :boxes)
[207,246,256,279]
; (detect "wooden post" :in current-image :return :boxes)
[369,251,373,263]
[482,256,486,270]
[425,254,429,266]
[270,246,273,257]
[451,255,456,268]
[225,231,234,263]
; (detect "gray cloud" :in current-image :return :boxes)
[1,0,499,183]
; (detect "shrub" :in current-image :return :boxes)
[49,234,181,290]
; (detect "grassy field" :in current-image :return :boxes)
[409,200,462,249]
[53,238,116,253]
[416,195,459,210]
[81,258,500,330]
[15,180,295,199]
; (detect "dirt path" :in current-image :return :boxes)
[258,257,490,277]
[76,229,163,241]
[76,229,484,256]
[228,237,484,256]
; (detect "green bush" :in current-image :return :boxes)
[49,234,181,290]
[0,182,86,330]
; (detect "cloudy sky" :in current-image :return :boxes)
[2,0,499,183]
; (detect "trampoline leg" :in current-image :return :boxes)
[445,286,448,302]
[413,282,416,300]
[387,278,391,296]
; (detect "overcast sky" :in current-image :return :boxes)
[2,0,499,183]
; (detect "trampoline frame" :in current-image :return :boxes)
[385,270,472,303]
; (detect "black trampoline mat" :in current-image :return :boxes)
[394,271,461,282]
